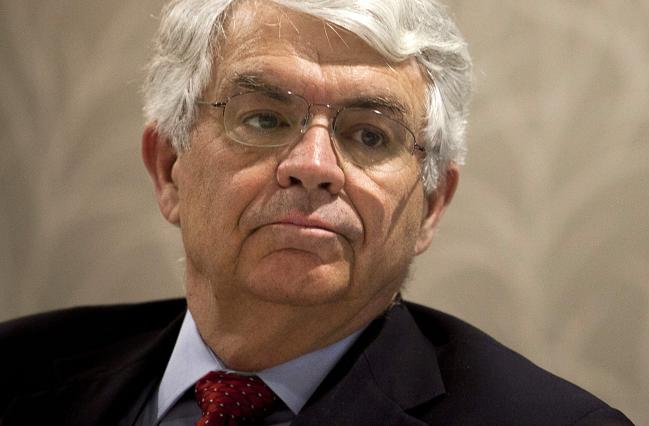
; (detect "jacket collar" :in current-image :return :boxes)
[292,302,446,425]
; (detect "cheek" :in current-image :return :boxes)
[350,171,423,246]
[364,194,422,251]
[347,172,425,278]
[176,143,276,269]
[180,139,272,214]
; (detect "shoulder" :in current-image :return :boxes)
[0,298,186,360]
[402,301,633,425]
[0,299,186,414]
[0,298,186,358]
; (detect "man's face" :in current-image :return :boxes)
[165,3,452,317]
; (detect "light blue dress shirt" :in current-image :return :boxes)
[136,310,364,425]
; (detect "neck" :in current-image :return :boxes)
[184,272,396,371]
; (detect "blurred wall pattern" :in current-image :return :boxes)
[1,0,647,423]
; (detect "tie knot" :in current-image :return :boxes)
[194,371,277,425]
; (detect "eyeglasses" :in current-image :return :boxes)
[198,90,425,172]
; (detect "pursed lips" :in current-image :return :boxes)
[273,215,335,232]
[251,210,362,243]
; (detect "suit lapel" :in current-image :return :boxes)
[292,303,446,425]
[3,308,185,426]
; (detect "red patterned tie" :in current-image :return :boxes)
[194,371,278,425]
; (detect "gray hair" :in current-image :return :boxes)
[143,0,472,192]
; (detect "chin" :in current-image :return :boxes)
[240,261,353,307]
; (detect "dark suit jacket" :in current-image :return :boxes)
[0,299,633,425]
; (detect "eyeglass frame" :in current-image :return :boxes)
[196,89,426,168]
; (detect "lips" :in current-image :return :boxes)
[248,209,362,243]
[272,213,338,233]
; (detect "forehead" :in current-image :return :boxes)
[210,1,426,114]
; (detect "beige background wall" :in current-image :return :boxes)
[1,0,647,423]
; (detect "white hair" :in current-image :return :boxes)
[143,0,472,192]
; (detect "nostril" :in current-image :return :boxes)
[287,176,331,190]
[276,135,345,194]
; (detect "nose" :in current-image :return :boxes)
[276,121,345,195]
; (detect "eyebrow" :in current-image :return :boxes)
[226,72,411,119]
[228,74,290,101]
[345,96,409,119]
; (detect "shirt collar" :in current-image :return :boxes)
[156,310,363,420]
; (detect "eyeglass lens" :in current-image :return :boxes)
[222,91,417,172]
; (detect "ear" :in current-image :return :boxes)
[414,163,459,255]
[142,123,181,226]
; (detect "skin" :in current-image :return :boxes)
[142,2,459,371]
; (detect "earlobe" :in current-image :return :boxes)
[414,164,459,255]
[142,123,181,226]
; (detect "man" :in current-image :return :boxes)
[0,0,633,425]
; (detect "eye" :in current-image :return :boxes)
[243,112,289,130]
[348,127,387,148]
